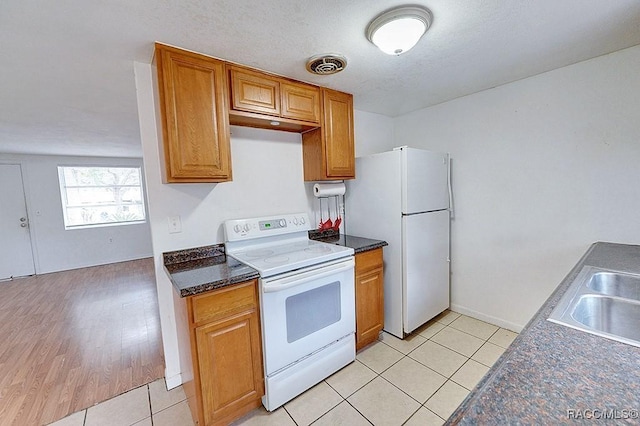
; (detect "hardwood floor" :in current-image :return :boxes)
[0,258,165,426]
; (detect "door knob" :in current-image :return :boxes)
[20,217,27,222]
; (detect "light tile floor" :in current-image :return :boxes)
[49,311,518,426]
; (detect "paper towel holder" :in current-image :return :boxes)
[313,182,346,198]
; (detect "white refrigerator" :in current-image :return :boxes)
[346,146,451,338]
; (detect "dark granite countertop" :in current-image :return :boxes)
[163,234,386,297]
[163,244,259,297]
[447,242,640,424]
[310,230,388,254]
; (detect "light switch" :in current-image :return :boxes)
[168,216,182,233]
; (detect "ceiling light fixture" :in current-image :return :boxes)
[366,6,433,55]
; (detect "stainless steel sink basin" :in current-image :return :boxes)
[571,295,640,342]
[587,271,640,301]
[548,266,640,347]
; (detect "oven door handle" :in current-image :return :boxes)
[262,259,354,293]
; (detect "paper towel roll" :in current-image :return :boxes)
[313,182,346,198]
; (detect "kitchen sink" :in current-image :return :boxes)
[548,266,640,347]
[587,271,640,301]
[571,295,640,342]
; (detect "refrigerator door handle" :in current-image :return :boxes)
[447,155,454,218]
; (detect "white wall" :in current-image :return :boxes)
[394,45,640,330]
[0,154,153,274]
[134,62,395,387]
[354,110,395,156]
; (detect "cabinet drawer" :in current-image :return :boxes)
[191,280,257,325]
[355,248,383,274]
[229,66,280,116]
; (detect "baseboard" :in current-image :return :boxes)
[36,255,154,275]
[450,304,524,333]
[164,371,183,390]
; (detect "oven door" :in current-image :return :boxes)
[260,257,355,375]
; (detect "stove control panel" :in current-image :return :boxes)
[225,213,310,241]
[259,218,286,231]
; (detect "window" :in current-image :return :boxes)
[58,166,146,229]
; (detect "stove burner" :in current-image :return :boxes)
[264,255,290,264]
[304,245,332,253]
[244,249,275,257]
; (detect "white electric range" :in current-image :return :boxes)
[224,213,355,411]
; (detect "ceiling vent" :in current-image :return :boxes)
[305,54,347,75]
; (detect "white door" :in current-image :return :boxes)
[401,147,449,214]
[402,210,450,334]
[0,164,35,279]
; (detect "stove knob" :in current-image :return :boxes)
[293,217,298,225]
[279,219,286,227]
[300,216,306,225]
[233,224,241,233]
[243,223,251,232]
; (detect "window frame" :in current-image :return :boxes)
[57,165,147,230]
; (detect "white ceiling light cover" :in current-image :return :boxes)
[366,6,433,55]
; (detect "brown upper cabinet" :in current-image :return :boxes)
[154,43,232,183]
[227,65,321,132]
[280,81,321,123]
[302,88,355,181]
[228,66,280,116]
[154,43,354,183]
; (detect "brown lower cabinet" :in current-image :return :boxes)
[355,248,385,351]
[180,280,264,425]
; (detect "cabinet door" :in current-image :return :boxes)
[355,248,384,351]
[195,310,264,425]
[356,267,384,350]
[323,89,355,179]
[281,82,320,123]
[229,66,280,116]
[155,44,231,182]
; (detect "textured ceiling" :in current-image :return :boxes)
[1,0,640,157]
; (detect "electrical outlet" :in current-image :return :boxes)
[108,237,113,243]
[168,216,182,234]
